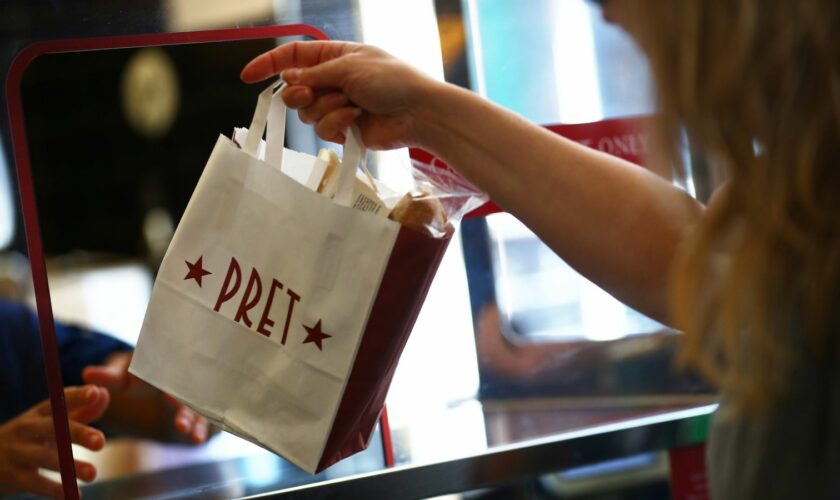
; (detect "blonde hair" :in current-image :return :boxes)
[627,0,840,412]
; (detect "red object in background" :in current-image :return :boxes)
[5,24,412,498]
[409,115,655,218]
[379,405,395,467]
[669,443,710,500]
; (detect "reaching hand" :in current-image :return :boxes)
[83,352,211,444]
[241,41,441,150]
[0,385,108,498]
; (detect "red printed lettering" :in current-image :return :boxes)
[234,267,263,327]
[210,256,310,347]
[256,279,284,337]
[281,288,301,346]
[214,257,242,312]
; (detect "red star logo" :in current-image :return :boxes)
[184,256,212,287]
[302,320,331,351]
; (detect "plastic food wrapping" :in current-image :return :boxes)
[316,145,487,238]
[233,120,487,238]
[388,157,488,237]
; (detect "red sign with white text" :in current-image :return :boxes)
[409,115,656,218]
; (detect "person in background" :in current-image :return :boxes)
[241,0,840,498]
[0,298,210,498]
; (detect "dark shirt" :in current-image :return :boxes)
[0,299,131,422]
[709,328,840,499]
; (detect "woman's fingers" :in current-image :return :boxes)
[280,85,358,141]
[298,92,348,124]
[280,56,356,92]
[281,85,315,109]
[241,41,360,83]
[314,108,363,144]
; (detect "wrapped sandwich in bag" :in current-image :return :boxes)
[130,81,485,472]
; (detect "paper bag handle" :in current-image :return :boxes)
[333,124,365,207]
[243,80,287,168]
[243,80,366,207]
[264,87,287,168]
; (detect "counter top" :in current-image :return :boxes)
[82,401,716,499]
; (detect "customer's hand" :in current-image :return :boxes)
[241,41,440,150]
[0,385,108,498]
[83,352,211,444]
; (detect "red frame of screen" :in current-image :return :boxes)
[4,24,358,498]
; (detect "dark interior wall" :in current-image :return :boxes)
[20,39,276,256]
[1,0,167,255]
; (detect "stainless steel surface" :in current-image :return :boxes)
[79,404,714,499]
[80,426,389,499]
[248,404,716,499]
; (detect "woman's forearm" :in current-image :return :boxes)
[414,81,703,323]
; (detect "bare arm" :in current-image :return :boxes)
[242,42,704,323]
[414,83,703,322]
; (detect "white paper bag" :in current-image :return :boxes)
[130,82,452,472]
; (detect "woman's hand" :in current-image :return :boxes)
[0,385,108,498]
[83,352,211,444]
[241,41,440,150]
[241,41,702,325]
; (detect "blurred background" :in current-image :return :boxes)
[1,1,719,498]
